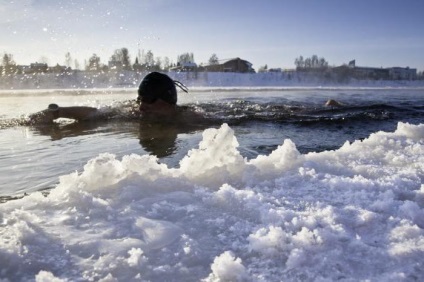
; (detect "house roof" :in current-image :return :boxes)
[220,57,252,66]
[203,57,253,68]
[181,62,197,67]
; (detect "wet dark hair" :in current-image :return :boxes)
[137,72,188,105]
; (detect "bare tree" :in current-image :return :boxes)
[1,53,16,75]
[304,58,312,68]
[319,58,328,68]
[39,56,49,64]
[65,52,72,68]
[294,56,304,69]
[208,53,219,65]
[295,55,328,69]
[2,53,15,66]
[163,56,171,71]
[87,54,101,71]
[311,55,319,68]
[74,59,80,70]
[144,50,154,67]
[177,52,195,64]
[121,48,130,70]
[111,48,131,70]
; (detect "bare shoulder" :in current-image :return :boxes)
[28,104,99,124]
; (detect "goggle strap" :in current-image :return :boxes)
[173,80,189,93]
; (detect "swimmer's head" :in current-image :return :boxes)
[137,72,177,105]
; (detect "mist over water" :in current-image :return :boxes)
[0,88,423,281]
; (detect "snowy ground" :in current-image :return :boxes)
[0,122,423,281]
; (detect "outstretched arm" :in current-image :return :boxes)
[29,104,99,124]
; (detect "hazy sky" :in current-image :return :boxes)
[1,0,423,71]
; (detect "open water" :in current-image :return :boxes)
[0,87,423,281]
[1,88,422,197]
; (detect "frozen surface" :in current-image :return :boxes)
[0,122,423,281]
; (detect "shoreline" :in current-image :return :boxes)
[1,71,424,92]
[1,85,424,96]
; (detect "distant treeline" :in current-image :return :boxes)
[1,50,423,80]
[1,48,214,75]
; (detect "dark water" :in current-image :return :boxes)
[0,88,423,197]
[196,91,424,156]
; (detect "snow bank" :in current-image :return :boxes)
[0,122,423,281]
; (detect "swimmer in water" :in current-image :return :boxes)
[26,72,216,158]
[28,72,189,124]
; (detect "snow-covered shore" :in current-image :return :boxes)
[1,71,423,90]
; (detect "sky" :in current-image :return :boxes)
[1,0,423,71]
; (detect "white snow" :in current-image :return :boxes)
[203,251,247,282]
[0,122,423,281]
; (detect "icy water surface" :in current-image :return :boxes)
[1,88,422,196]
[0,88,423,281]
